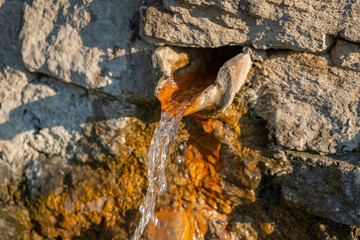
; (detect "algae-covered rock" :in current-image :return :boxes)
[1,0,360,239]
[0,204,31,240]
[24,117,154,239]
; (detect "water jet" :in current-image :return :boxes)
[133,46,252,240]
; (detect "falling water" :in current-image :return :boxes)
[133,58,216,239]
[133,110,184,240]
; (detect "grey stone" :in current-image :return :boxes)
[141,0,360,52]
[20,0,156,100]
[0,0,24,68]
[25,155,69,198]
[0,70,91,191]
[331,40,360,72]
[0,66,35,186]
[0,0,153,199]
[0,204,31,240]
[0,69,139,183]
[248,50,360,154]
[0,0,37,193]
[274,150,360,226]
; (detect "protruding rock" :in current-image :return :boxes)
[197,53,252,114]
[331,40,360,71]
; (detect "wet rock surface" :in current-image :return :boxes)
[0,204,31,240]
[0,0,360,239]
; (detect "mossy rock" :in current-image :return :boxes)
[0,204,31,240]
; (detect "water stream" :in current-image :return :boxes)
[133,63,215,239]
[133,110,184,240]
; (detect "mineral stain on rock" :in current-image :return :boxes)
[134,47,252,239]
[1,0,360,239]
[145,116,233,239]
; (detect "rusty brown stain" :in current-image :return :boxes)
[156,62,217,116]
[146,116,231,239]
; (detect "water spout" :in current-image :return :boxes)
[133,47,252,240]
[133,111,183,240]
[154,47,252,115]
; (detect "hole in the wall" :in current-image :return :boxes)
[204,45,244,66]
[174,45,244,77]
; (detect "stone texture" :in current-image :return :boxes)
[0,204,31,240]
[248,50,360,154]
[0,7,157,238]
[0,0,33,201]
[0,71,92,191]
[245,48,360,225]
[0,66,34,200]
[0,0,154,201]
[331,39,360,71]
[0,0,24,68]
[1,0,360,238]
[141,0,360,52]
[20,0,156,99]
[274,150,360,226]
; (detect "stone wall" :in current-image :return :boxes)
[0,0,359,239]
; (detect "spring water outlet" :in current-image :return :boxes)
[133,46,252,240]
[152,46,252,116]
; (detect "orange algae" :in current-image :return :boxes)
[143,51,262,239]
[27,159,147,239]
[156,62,217,116]
[146,209,195,240]
[139,48,235,239]
[144,101,281,239]
[146,116,232,239]
[21,53,360,239]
